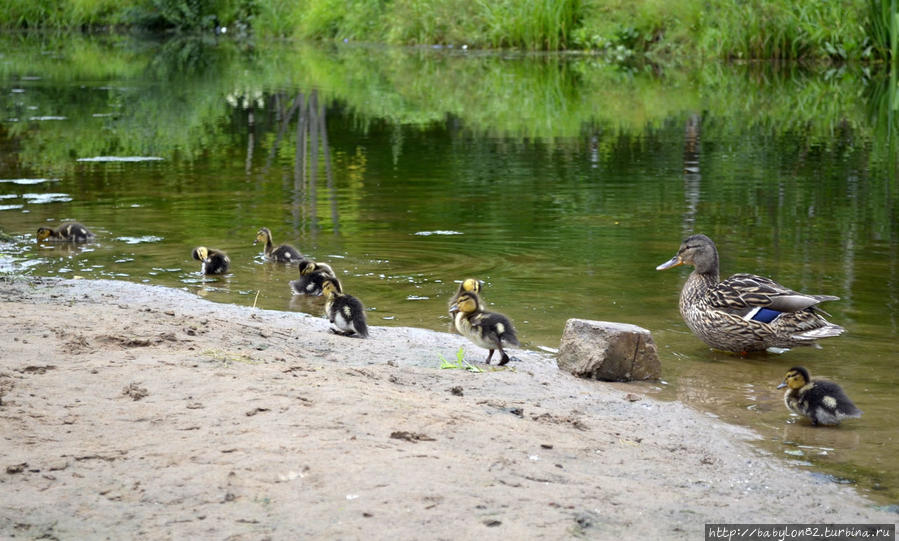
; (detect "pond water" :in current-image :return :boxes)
[1,34,897,507]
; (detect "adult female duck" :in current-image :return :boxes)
[656,234,844,353]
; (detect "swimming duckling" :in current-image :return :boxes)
[777,366,862,426]
[656,234,844,352]
[449,291,519,365]
[322,278,368,338]
[36,222,95,243]
[254,227,303,263]
[290,260,338,296]
[447,278,485,332]
[191,246,231,275]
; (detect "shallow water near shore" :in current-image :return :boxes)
[1,34,897,506]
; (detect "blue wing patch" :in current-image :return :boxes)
[751,308,781,323]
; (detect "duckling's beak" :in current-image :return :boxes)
[656,255,683,271]
[449,304,460,314]
[776,381,787,389]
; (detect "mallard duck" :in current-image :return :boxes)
[254,227,303,263]
[191,246,230,275]
[322,278,368,338]
[447,278,485,332]
[656,234,845,353]
[36,222,94,243]
[449,291,519,365]
[777,366,861,425]
[290,260,338,296]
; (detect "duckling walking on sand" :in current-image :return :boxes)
[255,227,303,263]
[322,278,368,338]
[191,246,230,275]
[450,291,519,365]
[447,278,484,332]
[777,366,861,426]
[36,222,95,243]
[656,234,844,353]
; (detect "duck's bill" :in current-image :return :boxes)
[656,256,682,270]
[776,382,787,389]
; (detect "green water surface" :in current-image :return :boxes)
[1,34,897,508]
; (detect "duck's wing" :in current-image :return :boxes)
[709,273,839,320]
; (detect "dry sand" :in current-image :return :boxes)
[0,277,893,539]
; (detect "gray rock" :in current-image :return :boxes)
[557,319,661,382]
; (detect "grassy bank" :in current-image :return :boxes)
[1,0,895,62]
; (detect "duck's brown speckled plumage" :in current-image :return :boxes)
[658,234,844,353]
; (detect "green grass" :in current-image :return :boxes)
[0,0,892,62]
[439,347,482,372]
[868,0,899,61]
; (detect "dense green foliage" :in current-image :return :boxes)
[1,0,896,61]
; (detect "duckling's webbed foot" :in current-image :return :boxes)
[485,349,495,364]
[329,328,354,337]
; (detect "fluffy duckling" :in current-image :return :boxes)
[36,222,95,243]
[255,227,303,263]
[447,278,485,332]
[449,291,519,365]
[191,246,231,275]
[657,234,844,352]
[777,366,862,426]
[322,278,368,338]
[290,260,338,296]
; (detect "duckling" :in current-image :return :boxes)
[777,366,862,426]
[254,227,303,263]
[656,234,844,352]
[322,278,368,338]
[449,291,519,365]
[290,260,338,296]
[36,222,95,243]
[191,246,231,275]
[447,278,485,332]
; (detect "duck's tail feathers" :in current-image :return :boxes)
[792,323,846,341]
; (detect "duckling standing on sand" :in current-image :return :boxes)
[254,227,303,263]
[449,291,519,366]
[447,278,484,332]
[290,260,338,296]
[191,246,230,275]
[36,222,95,243]
[777,366,862,426]
[322,278,368,338]
[656,234,844,353]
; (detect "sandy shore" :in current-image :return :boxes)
[0,277,893,539]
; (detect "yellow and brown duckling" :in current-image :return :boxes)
[191,246,231,275]
[36,222,95,243]
[290,260,338,296]
[322,278,368,338]
[656,234,844,353]
[777,366,861,426]
[447,278,485,332]
[449,291,519,365]
[254,227,303,263]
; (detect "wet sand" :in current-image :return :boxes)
[0,277,893,539]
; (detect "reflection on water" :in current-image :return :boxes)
[1,35,898,506]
